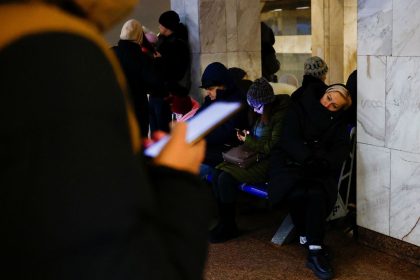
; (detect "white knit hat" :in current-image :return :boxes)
[120,19,143,45]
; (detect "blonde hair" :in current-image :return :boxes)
[325,84,352,110]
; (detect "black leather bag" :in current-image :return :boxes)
[222,145,258,168]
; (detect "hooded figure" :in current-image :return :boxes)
[0,1,211,279]
[197,62,249,167]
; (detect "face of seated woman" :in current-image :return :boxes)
[320,91,348,112]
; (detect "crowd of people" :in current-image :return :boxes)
[0,1,356,280]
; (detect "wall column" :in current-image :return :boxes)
[311,0,357,84]
[171,0,261,101]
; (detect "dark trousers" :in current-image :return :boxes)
[212,170,239,204]
[149,96,172,133]
[287,182,330,245]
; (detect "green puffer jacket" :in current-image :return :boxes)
[216,94,290,184]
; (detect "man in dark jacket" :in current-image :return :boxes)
[197,62,249,177]
[269,84,352,280]
[0,1,211,279]
[149,10,192,133]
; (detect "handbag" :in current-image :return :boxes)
[222,145,259,168]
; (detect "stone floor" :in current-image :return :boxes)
[204,199,420,280]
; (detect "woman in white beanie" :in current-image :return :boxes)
[0,1,211,279]
[112,18,158,137]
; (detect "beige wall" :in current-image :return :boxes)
[311,0,357,84]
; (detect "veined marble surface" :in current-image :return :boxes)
[237,0,260,52]
[226,0,238,52]
[184,0,200,53]
[227,51,261,81]
[393,0,420,56]
[357,144,390,236]
[390,150,420,246]
[200,0,227,53]
[358,0,392,56]
[357,56,386,146]
[386,57,420,153]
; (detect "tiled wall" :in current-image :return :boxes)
[357,0,420,247]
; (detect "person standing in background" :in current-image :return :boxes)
[112,19,158,137]
[149,10,192,133]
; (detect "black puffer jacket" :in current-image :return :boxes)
[269,84,351,208]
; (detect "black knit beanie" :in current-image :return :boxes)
[159,10,180,32]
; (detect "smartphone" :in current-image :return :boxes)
[144,102,242,157]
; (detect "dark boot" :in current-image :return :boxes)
[306,248,333,280]
[209,203,239,243]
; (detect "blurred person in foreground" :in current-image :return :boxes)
[0,0,211,279]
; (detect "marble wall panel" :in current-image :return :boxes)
[358,0,392,56]
[393,0,420,56]
[386,57,420,153]
[357,56,386,146]
[357,144,390,235]
[190,52,203,102]
[184,0,200,53]
[227,52,261,81]
[171,0,184,16]
[390,150,420,246]
[344,0,357,79]
[226,0,238,52]
[237,0,260,52]
[199,0,227,53]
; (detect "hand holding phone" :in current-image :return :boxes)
[144,102,242,157]
[153,122,205,174]
[235,128,249,142]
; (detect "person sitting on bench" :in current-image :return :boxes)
[210,78,290,243]
[268,84,352,280]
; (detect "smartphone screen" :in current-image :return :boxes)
[144,102,242,157]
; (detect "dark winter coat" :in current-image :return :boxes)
[0,4,211,279]
[198,88,249,167]
[268,85,351,209]
[112,40,158,136]
[290,74,328,101]
[217,95,290,184]
[154,32,191,97]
